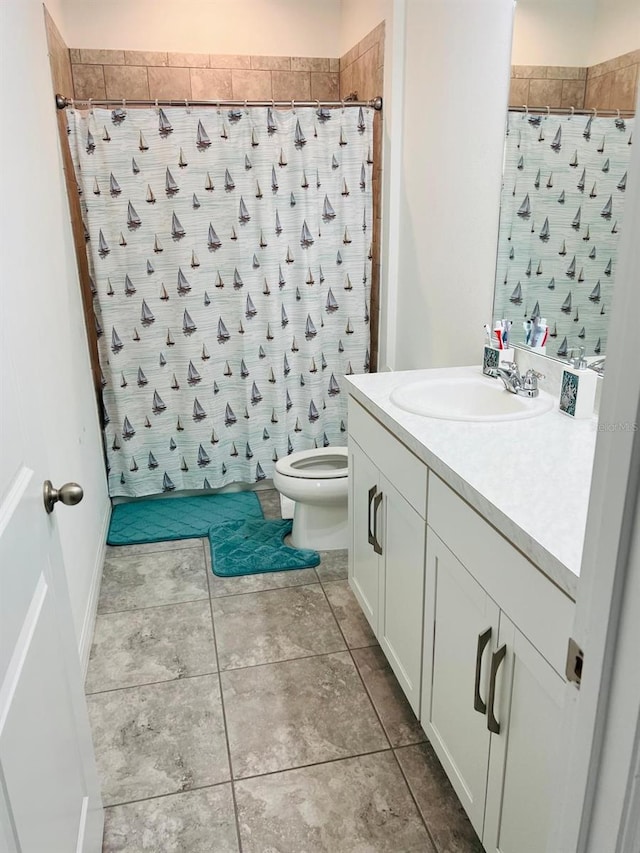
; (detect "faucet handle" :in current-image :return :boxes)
[522,368,545,390]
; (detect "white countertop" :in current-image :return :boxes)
[345,366,598,600]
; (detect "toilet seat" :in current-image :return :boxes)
[275,447,348,480]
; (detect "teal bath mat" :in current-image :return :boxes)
[208,518,320,577]
[107,492,263,545]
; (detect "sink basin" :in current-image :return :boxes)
[389,374,555,422]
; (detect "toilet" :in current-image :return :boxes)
[273,447,349,550]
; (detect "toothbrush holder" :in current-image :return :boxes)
[483,345,515,377]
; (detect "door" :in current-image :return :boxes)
[0,337,104,852]
[379,475,425,714]
[421,529,500,837]
[348,439,381,633]
[484,615,566,853]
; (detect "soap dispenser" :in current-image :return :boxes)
[559,347,597,419]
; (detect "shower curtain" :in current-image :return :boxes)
[493,111,634,356]
[68,104,373,497]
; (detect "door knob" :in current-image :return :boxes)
[43,480,84,514]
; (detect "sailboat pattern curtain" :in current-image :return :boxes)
[68,105,373,497]
[493,111,634,357]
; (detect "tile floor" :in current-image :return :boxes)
[88,490,483,852]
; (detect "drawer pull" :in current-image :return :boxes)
[367,485,377,547]
[473,627,492,714]
[487,644,507,734]
[372,491,383,555]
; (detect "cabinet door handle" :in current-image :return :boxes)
[367,485,377,547]
[487,644,507,734]
[473,627,492,715]
[372,491,383,555]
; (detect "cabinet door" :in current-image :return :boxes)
[378,476,425,715]
[348,439,380,634]
[422,530,500,837]
[483,615,566,853]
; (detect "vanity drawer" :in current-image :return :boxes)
[428,474,574,676]
[348,397,428,518]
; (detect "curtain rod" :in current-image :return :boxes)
[509,105,634,117]
[55,93,383,111]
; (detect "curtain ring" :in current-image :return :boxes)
[341,99,345,112]
[522,104,528,117]
[184,98,190,113]
[216,101,220,113]
[592,107,597,118]
[570,106,575,117]
[616,109,621,119]
[154,98,159,112]
[88,98,93,113]
[244,100,248,113]
[271,99,275,109]
[546,105,550,117]
[291,99,296,113]
[316,99,320,109]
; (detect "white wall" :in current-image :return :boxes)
[512,0,639,67]
[512,0,596,66]
[340,0,386,55]
[590,0,640,65]
[385,0,514,370]
[59,0,342,55]
[0,0,110,656]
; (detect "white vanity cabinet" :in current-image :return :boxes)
[422,475,573,853]
[346,390,578,853]
[348,399,427,714]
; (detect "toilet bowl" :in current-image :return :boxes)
[273,447,349,550]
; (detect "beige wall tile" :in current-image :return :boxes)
[291,57,329,72]
[372,113,382,167]
[148,66,191,99]
[311,72,339,101]
[231,69,272,100]
[69,48,81,64]
[169,52,210,68]
[512,65,541,79]
[353,46,380,101]
[341,43,359,70]
[210,54,252,69]
[271,71,311,100]
[528,78,563,107]
[250,56,291,71]
[125,51,168,67]
[545,66,586,80]
[190,68,233,100]
[80,49,125,65]
[585,70,613,110]
[609,64,639,111]
[340,64,354,100]
[44,9,74,97]
[561,79,586,110]
[72,64,106,100]
[329,58,340,73]
[358,21,385,57]
[104,65,149,100]
[509,77,530,106]
[590,50,640,78]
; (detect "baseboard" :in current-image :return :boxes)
[78,503,111,677]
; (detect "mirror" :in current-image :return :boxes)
[492,0,638,363]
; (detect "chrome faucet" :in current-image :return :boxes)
[495,362,544,397]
